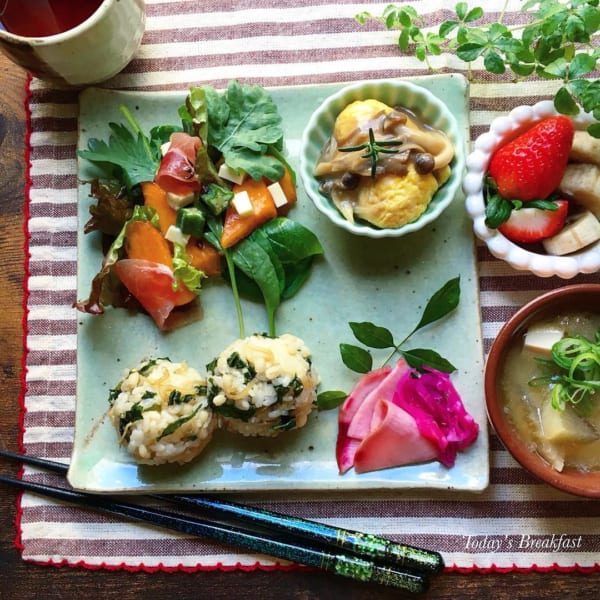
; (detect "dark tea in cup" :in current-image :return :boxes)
[0,0,103,37]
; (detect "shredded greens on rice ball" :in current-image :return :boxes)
[206,334,320,437]
[108,358,216,465]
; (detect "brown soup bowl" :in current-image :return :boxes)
[485,283,600,497]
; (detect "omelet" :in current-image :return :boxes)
[353,164,439,229]
[315,98,455,229]
[333,99,393,146]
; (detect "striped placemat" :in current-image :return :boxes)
[18,0,600,572]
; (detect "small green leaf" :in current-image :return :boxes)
[340,343,373,374]
[317,390,348,410]
[554,86,580,115]
[456,42,485,62]
[455,2,467,20]
[401,348,457,373]
[413,277,461,332]
[485,193,513,228]
[349,322,395,349]
[398,28,410,51]
[510,62,536,77]
[484,50,506,74]
[439,20,459,37]
[568,53,597,78]
[465,7,484,22]
[587,122,600,138]
[543,56,568,78]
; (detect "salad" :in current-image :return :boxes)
[76,80,323,334]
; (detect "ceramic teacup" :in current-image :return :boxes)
[0,0,145,87]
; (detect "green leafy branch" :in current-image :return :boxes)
[317,277,460,410]
[356,1,600,136]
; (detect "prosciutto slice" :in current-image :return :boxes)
[155,132,202,195]
[113,259,180,329]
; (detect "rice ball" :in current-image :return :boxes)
[108,358,216,465]
[206,334,320,437]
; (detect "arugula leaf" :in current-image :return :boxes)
[205,80,285,181]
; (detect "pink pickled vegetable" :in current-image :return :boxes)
[335,359,479,474]
[336,366,390,474]
[393,368,479,467]
[353,399,437,473]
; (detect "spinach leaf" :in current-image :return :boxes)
[281,256,315,300]
[231,237,282,336]
[259,217,324,263]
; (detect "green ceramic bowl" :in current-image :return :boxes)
[299,79,465,238]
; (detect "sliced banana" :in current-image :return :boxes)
[570,130,600,166]
[542,211,600,255]
[559,163,600,216]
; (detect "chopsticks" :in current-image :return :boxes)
[0,450,443,593]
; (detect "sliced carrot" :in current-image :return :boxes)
[186,238,222,277]
[141,181,177,236]
[124,219,195,306]
[220,178,277,249]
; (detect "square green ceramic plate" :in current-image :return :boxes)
[68,75,489,493]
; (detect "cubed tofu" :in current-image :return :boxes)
[232,190,253,216]
[218,163,245,185]
[267,181,288,209]
[540,400,598,444]
[523,322,565,356]
[166,190,196,209]
[164,225,190,246]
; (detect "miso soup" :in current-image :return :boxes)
[498,310,600,473]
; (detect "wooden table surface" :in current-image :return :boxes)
[0,51,598,599]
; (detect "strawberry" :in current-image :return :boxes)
[498,200,569,244]
[488,116,574,201]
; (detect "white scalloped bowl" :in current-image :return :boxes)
[464,100,600,279]
[300,79,465,238]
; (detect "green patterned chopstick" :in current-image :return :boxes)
[0,451,442,580]
[161,493,443,574]
[0,471,428,593]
